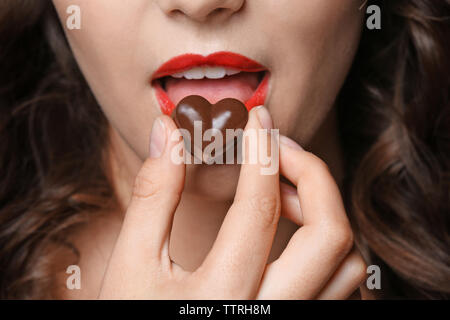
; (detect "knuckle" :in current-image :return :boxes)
[131,159,181,202]
[336,228,354,253]
[320,222,354,254]
[305,152,331,175]
[350,253,368,283]
[132,170,161,200]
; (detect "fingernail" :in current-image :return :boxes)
[280,135,304,151]
[149,118,166,158]
[254,105,273,130]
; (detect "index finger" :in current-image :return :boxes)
[198,106,281,298]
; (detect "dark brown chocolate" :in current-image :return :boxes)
[173,95,248,162]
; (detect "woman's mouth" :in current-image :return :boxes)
[151,52,270,115]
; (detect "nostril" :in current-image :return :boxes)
[206,7,230,19]
[160,0,244,22]
[169,9,184,18]
[168,8,225,20]
[212,8,226,15]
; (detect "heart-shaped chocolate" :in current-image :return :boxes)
[174,95,248,163]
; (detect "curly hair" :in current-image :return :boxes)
[0,1,117,298]
[338,0,450,299]
[0,0,449,299]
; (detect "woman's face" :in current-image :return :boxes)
[52,0,364,200]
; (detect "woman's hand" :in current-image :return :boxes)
[98,107,367,299]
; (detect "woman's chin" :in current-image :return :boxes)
[184,162,241,202]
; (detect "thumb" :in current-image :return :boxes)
[119,115,186,265]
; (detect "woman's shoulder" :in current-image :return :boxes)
[53,212,122,299]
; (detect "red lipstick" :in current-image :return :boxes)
[151,52,269,115]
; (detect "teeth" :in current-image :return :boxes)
[204,67,226,79]
[170,66,241,80]
[184,67,205,80]
[172,72,185,79]
[225,68,241,76]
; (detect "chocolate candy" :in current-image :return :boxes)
[173,95,248,163]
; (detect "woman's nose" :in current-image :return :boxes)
[156,0,244,22]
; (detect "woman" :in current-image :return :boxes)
[0,0,448,299]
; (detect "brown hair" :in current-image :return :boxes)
[338,0,450,299]
[0,1,117,298]
[0,0,448,299]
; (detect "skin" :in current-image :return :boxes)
[51,0,368,299]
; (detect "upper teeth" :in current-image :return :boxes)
[171,66,241,80]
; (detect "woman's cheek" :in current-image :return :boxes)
[257,0,363,142]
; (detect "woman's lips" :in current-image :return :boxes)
[152,52,267,79]
[151,52,269,115]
